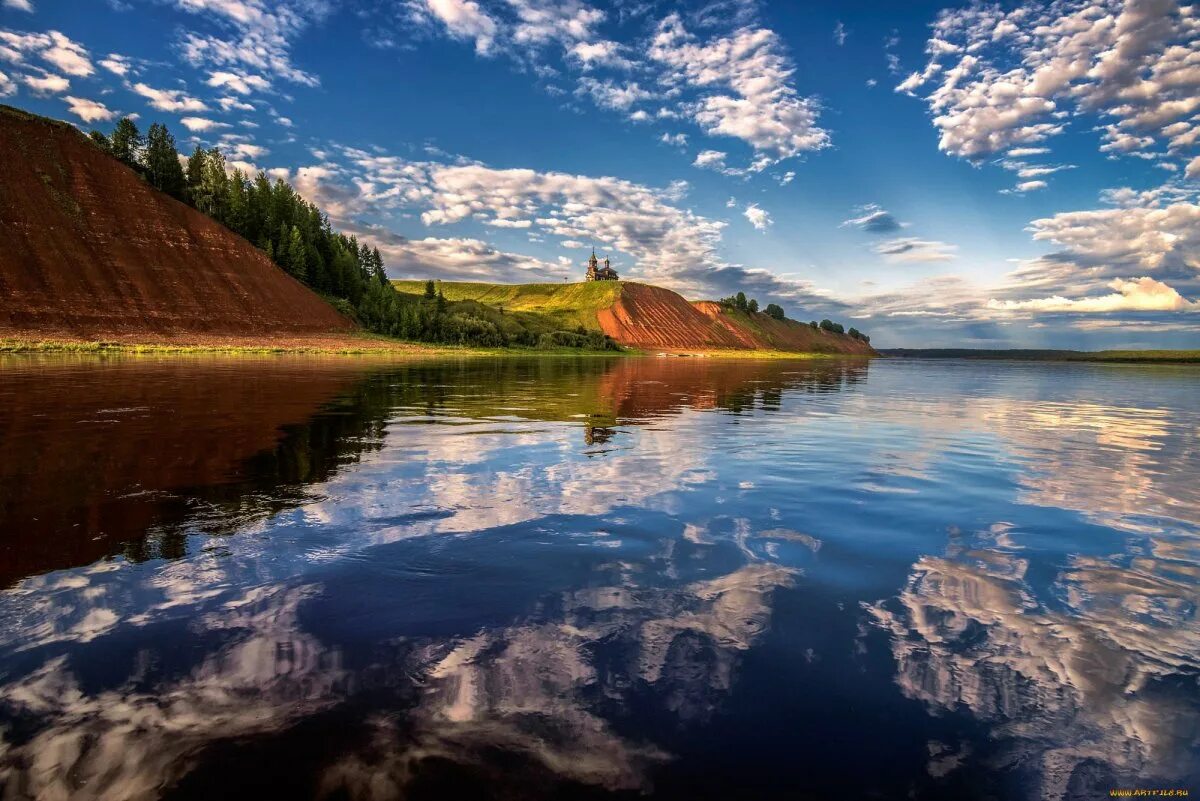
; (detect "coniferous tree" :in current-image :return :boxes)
[88,130,111,153]
[142,123,186,199]
[185,146,207,204]
[109,117,143,167]
[285,226,307,281]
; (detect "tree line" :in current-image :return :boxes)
[720,290,869,342]
[85,118,614,351]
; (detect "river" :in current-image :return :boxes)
[0,354,1197,800]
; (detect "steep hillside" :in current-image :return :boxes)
[396,280,875,355]
[0,105,353,344]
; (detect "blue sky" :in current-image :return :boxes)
[1,0,1198,348]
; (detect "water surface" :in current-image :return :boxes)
[0,354,1197,800]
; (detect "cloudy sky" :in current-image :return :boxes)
[1,0,1198,347]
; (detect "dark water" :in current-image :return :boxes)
[0,354,1198,801]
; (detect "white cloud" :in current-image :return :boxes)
[172,0,328,86]
[206,70,270,95]
[874,237,958,263]
[987,276,1197,313]
[41,30,93,76]
[898,0,1200,175]
[649,15,829,166]
[218,95,255,112]
[1187,155,1200,180]
[0,70,14,97]
[65,95,116,123]
[420,0,499,55]
[743,203,772,231]
[132,82,208,112]
[3,0,34,12]
[180,116,230,132]
[659,132,687,148]
[692,149,727,170]
[575,77,654,110]
[0,29,93,76]
[841,203,904,233]
[833,21,847,46]
[98,54,131,76]
[23,72,68,95]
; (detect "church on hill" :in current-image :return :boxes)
[585,248,619,281]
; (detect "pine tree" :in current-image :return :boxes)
[424,279,437,300]
[88,130,111,153]
[185,146,206,205]
[109,117,143,167]
[286,226,307,281]
[142,123,186,199]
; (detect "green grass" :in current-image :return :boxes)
[392,280,622,333]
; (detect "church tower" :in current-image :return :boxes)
[586,248,599,281]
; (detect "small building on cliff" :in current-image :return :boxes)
[586,248,619,281]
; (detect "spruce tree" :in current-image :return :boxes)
[109,117,143,168]
[143,123,186,200]
[185,146,206,205]
[286,226,307,281]
[88,130,111,153]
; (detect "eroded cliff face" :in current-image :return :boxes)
[0,106,352,342]
[598,282,875,354]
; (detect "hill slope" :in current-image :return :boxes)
[0,105,353,343]
[395,280,875,355]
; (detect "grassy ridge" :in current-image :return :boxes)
[392,280,621,333]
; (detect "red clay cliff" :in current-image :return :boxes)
[0,105,354,344]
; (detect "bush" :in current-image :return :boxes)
[819,319,845,334]
[764,303,785,320]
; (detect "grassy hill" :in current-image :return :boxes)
[393,279,876,356]
[392,280,621,333]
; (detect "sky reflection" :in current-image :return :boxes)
[0,355,1196,800]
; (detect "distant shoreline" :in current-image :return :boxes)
[881,349,1200,364]
[0,338,869,360]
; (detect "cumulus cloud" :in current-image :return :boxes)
[98,53,132,76]
[419,0,499,54]
[649,14,828,168]
[898,0,1200,177]
[874,237,958,263]
[841,203,904,233]
[575,77,654,110]
[131,81,208,112]
[743,203,772,231]
[987,276,1197,312]
[0,70,14,97]
[23,72,68,95]
[692,149,727,170]
[3,0,34,12]
[65,95,116,123]
[206,69,270,95]
[179,116,230,132]
[169,0,329,86]
[0,29,93,76]
[991,201,1200,314]
[1187,155,1200,180]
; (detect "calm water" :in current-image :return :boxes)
[0,355,1198,801]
